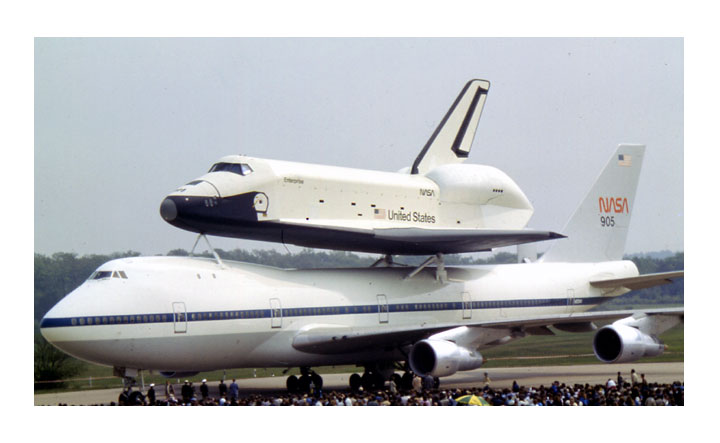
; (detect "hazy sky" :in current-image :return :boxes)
[34,38,683,256]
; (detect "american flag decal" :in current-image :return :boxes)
[374,208,386,219]
[618,154,632,167]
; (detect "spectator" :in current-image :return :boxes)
[181,380,192,404]
[147,383,156,405]
[229,379,239,401]
[218,379,228,398]
[200,379,209,400]
[412,375,422,393]
[164,380,175,400]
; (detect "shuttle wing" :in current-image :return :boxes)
[280,220,564,255]
[292,307,684,355]
[371,227,565,254]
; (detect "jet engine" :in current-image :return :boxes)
[592,324,665,363]
[408,339,484,378]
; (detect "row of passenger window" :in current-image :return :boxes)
[285,306,372,316]
[405,303,453,311]
[190,311,262,320]
[71,314,169,326]
[68,300,567,327]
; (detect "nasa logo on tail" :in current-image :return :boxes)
[598,197,628,228]
[599,197,629,214]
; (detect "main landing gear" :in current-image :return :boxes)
[284,364,440,394]
[348,362,422,392]
[286,367,323,393]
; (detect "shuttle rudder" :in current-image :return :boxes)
[411,79,490,175]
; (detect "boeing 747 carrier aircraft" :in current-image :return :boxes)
[159,79,562,256]
[41,145,683,397]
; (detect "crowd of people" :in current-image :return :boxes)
[106,369,683,406]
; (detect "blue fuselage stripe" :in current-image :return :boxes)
[39,297,607,329]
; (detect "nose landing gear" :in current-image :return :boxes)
[114,367,147,405]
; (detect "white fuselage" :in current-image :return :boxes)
[40,256,637,373]
[162,155,534,232]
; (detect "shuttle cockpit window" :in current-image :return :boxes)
[209,162,253,176]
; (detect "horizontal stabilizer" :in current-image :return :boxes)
[590,271,684,291]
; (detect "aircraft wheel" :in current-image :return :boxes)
[433,377,440,389]
[373,372,386,389]
[401,372,414,390]
[361,372,374,391]
[286,375,299,392]
[311,373,323,391]
[298,374,311,393]
[349,373,362,391]
[128,390,146,405]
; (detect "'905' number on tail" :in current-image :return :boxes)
[600,216,615,227]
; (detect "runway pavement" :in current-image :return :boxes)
[34,361,683,405]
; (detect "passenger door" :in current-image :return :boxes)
[172,302,187,333]
[377,294,389,324]
[462,292,472,319]
[566,289,576,313]
[270,298,282,328]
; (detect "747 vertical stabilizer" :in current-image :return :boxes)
[541,144,645,263]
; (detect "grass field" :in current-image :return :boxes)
[35,323,683,393]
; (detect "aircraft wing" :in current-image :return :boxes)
[292,323,455,355]
[291,307,684,355]
[473,307,684,330]
[590,271,683,290]
[280,220,565,255]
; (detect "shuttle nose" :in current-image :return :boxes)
[160,198,177,221]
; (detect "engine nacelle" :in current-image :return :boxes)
[408,339,484,378]
[593,324,665,363]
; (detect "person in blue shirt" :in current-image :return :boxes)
[229,379,239,401]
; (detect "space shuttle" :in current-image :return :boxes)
[159,79,563,255]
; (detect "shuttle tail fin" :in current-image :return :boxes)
[411,79,490,175]
[541,144,645,263]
